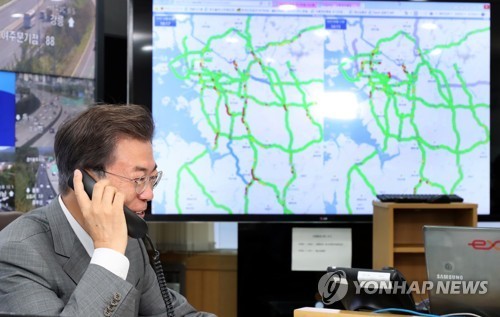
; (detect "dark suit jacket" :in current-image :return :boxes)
[0,199,216,317]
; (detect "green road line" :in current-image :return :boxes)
[175,149,209,214]
[345,150,379,214]
[454,64,490,142]
[186,167,233,214]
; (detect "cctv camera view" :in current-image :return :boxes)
[0,71,93,212]
[0,148,15,212]
[0,0,95,79]
[151,0,490,215]
[15,72,93,148]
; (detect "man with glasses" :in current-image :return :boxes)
[0,104,215,316]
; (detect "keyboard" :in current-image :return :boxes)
[376,194,464,203]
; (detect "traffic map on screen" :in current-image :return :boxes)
[151,0,490,215]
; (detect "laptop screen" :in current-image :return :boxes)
[424,226,500,317]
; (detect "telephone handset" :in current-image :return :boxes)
[67,169,149,239]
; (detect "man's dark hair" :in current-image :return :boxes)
[54,104,154,194]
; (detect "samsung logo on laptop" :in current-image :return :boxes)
[467,239,500,251]
[436,274,464,281]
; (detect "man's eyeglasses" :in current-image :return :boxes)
[102,170,163,194]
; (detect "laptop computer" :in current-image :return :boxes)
[424,226,500,317]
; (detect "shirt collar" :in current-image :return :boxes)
[58,195,94,257]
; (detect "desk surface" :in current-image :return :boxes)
[294,307,413,317]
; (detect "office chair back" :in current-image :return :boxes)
[0,211,23,231]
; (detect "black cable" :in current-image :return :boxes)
[144,234,175,317]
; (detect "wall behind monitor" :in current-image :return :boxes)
[488,0,500,221]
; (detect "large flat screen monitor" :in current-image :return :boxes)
[130,0,491,220]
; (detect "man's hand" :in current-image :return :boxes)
[72,170,128,254]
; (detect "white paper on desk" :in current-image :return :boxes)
[291,228,352,271]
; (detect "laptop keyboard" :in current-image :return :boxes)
[376,194,464,203]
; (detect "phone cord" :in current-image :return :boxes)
[144,235,175,317]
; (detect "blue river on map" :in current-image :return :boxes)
[324,192,339,214]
